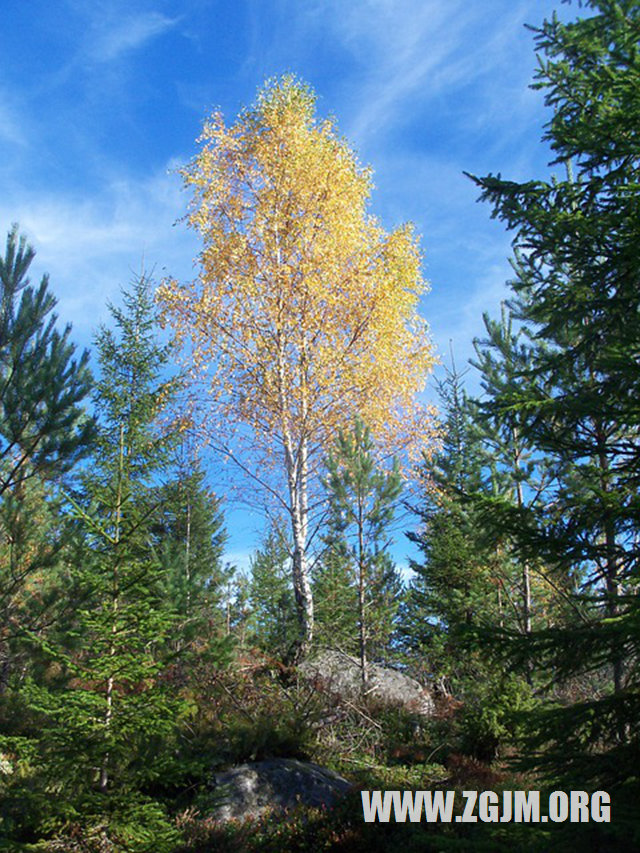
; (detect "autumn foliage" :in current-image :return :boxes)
[158,75,436,651]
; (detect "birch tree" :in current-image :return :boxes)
[158,76,435,657]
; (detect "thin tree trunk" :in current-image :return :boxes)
[184,497,192,616]
[597,432,622,695]
[273,212,314,660]
[358,588,367,690]
[513,438,531,636]
[100,422,124,792]
[281,423,314,660]
[358,514,367,691]
[275,293,314,660]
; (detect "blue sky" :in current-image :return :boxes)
[1,0,580,571]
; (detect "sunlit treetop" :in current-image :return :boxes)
[158,75,436,476]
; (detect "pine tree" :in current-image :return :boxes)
[313,541,358,654]
[365,549,404,664]
[323,417,403,686]
[0,226,94,494]
[0,226,94,698]
[0,477,66,692]
[467,0,640,783]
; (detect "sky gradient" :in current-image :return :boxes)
[1,0,583,570]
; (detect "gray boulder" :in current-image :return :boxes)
[299,649,435,717]
[209,758,351,822]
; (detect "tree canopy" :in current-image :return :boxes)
[158,75,436,654]
[467,0,640,782]
[0,225,94,495]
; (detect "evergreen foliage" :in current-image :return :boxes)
[0,275,192,846]
[470,307,577,641]
[468,0,640,784]
[0,477,69,693]
[402,363,500,687]
[313,542,359,654]
[64,273,187,790]
[323,418,403,682]
[0,225,94,494]
[0,224,94,726]
[247,527,298,659]
[403,358,549,757]
[153,443,230,662]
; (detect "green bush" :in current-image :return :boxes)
[41,794,181,853]
[456,673,535,761]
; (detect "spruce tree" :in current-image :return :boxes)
[247,527,297,659]
[14,275,187,848]
[402,363,505,688]
[470,305,572,642]
[75,273,183,793]
[468,0,640,784]
[404,361,543,758]
[153,441,230,663]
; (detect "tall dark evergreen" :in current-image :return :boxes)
[402,363,505,687]
[9,275,188,848]
[470,306,567,639]
[468,0,640,783]
[74,273,183,792]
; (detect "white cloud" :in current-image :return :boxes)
[249,0,553,155]
[88,12,180,63]
[334,0,479,139]
[0,90,28,147]
[0,163,198,344]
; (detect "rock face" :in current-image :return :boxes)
[299,649,435,717]
[210,758,352,822]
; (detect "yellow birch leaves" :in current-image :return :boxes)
[158,75,435,465]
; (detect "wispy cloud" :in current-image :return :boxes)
[344,0,541,147]
[0,90,28,147]
[88,11,180,63]
[245,0,544,154]
[330,0,480,140]
[0,163,198,344]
